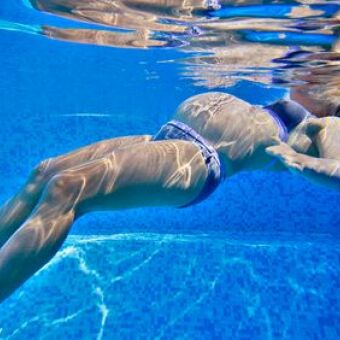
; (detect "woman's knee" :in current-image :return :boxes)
[44,172,86,207]
[24,158,54,195]
[30,159,53,181]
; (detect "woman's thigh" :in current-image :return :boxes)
[43,135,152,178]
[53,140,209,215]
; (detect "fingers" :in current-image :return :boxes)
[266,143,296,158]
[265,145,282,158]
[265,136,282,147]
[266,143,305,171]
[284,159,304,172]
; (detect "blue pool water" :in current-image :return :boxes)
[0,0,340,338]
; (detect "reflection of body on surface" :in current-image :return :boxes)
[30,0,339,51]
[289,63,340,117]
[32,0,214,48]
[43,26,167,48]
[0,92,339,303]
[181,40,340,117]
[31,0,214,31]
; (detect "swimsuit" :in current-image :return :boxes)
[152,120,224,207]
[265,108,289,142]
[264,99,313,139]
[152,99,311,205]
[264,99,313,169]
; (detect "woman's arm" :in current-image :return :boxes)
[266,142,340,190]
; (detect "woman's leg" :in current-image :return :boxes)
[0,135,151,247]
[0,140,207,302]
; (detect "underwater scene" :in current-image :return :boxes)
[0,0,340,338]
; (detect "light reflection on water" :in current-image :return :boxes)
[3,0,336,117]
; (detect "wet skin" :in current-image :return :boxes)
[0,92,339,302]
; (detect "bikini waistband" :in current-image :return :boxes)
[152,120,223,207]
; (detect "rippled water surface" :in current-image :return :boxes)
[2,0,340,106]
[0,0,340,339]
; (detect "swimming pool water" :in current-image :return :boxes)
[0,0,339,338]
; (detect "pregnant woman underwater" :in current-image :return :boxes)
[0,92,339,302]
